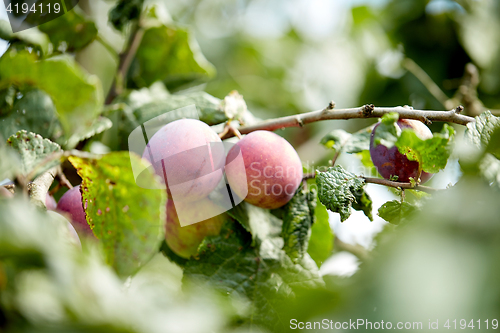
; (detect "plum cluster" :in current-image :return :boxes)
[144,119,303,258]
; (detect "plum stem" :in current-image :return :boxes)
[219,104,474,139]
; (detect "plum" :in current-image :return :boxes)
[142,119,224,202]
[165,199,227,259]
[225,130,303,209]
[370,119,433,183]
[46,193,57,210]
[56,185,93,236]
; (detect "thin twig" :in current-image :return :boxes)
[362,177,438,193]
[334,236,370,261]
[302,173,438,193]
[402,58,454,109]
[57,170,73,189]
[220,104,474,139]
[105,24,145,104]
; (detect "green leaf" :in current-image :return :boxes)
[109,0,144,31]
[69,152,166,276]
[38,7,98,52]
[6,130,61,177]
[465,111,500,149]
[183,221,323,330]
[0,51,103,142]
[130,25,216,90]
[307,201,334,267]
[356,149,378,174]
[320,126,372,154]
[396,124,455,174]
[378,200,418,225]
[372,112,400,148]
[281,186,317,263]
[227,202,282,247]
[316,166,367,222]
[0,20,49,55]
[0,88,63,141]
[66,117,113,149]
[352,190,373,221]
[132,91,228,127]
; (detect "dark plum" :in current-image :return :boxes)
[370,119,433,183]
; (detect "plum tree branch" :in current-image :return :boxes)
[220,103,473,139]
[105,23,145,104]
[28,166,58,208]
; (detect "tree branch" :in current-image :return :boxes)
[334,237,370,261]
[105,24,145,105]
[402,58,454,109]
[28,167,58,208]
[220,104,474,139]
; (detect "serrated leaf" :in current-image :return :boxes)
[465,111,500,148]
[38,7,98,52]
[69,152,165,276]
[130,25,216,90]
[352,190,373,221]
[378,200,418,225]
[281,186,317,263]
[307,201,334,267]
[6,130,61,177]
[0,51,103,142]
[372,112,400,148]
[109,0,144,31]
[0,88,62,141]
[183,221,323,331]
[66,117,113,149]
[227,202,282,247]
[316,166,367,222]
[396,124,455,173]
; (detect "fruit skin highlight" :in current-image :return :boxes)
[56,185,93,236]
[142,119,224,202]
[165,199,227,259]
[225,130,303,209]
[369,119,433,183]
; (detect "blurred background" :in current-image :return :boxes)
[1,0,499,276]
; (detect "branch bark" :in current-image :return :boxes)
[220,104,474,139]
[28,167,58,208]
